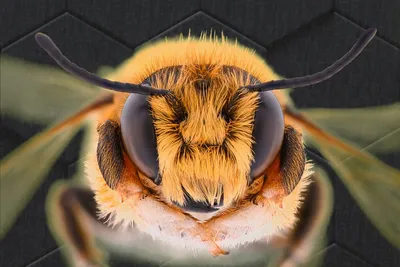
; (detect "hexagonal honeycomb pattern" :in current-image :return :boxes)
[1,1,399,266]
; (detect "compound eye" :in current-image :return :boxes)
[120,93,160,184]
[249,91,285,181]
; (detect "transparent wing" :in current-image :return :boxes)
[0,56,111,238]
[0,122,83,238]
[321,135,400,250]
[284,108,400,250]
[300,103,400,154]
[0,55,102,124]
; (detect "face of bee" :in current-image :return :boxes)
[27,31,376,260]
[120,64,285,214]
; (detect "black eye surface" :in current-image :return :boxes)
[250,91,285,180]
[120,93,160,184]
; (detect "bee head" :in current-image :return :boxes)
[121,65,285,211]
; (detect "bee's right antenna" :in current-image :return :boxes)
[34,33,170,96]
[245,28,377,92]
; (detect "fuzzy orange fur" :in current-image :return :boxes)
[150,70,259,206]
[84,33,314,252]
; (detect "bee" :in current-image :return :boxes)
[1,28,399,267]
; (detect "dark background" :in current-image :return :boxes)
[0,0,399,266]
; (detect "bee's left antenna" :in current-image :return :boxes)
[245,28,377,92]
[34,33,169,96]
